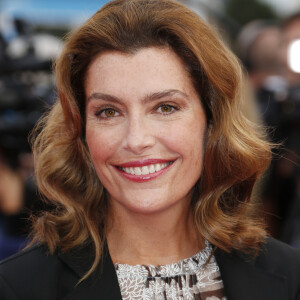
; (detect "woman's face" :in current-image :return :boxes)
[85,47,206,215]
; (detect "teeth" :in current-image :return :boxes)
[155,163,161,172]
[134,167,142,175]
[121,162,172,176]
[141,166,149,175]
[149,164,155,174]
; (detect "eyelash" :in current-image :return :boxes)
[95,106,120,119]
[94,103,179,119]
[155,103,179,115]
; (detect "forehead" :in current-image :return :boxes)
[84,47,197,101]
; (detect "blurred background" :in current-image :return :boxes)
[0,0,299,259]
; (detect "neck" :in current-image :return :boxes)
[106,200,204,266]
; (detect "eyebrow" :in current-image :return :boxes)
[87,89,189,104]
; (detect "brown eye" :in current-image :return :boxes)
[96,108,120,118]
[157,104,177,114]
[104,109,116,117]
[161,105,172,112]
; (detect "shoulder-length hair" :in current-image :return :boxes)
[31,0,272,280]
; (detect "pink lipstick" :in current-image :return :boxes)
[115,159,175,182]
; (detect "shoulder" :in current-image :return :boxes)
[0,244,54,268]
[254,237,300,298]
[0,244,59,279]
[255,236,300,276]
[0,244,78,299]
[217,236,300,267]
[215,237,300,299]
[262,236,300,256]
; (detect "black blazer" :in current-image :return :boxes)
[0,237,299,299]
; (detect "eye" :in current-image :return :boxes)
[156,104,178,114]
[96,108,120,118]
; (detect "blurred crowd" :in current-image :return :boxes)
[236,12,300,247]
[0,8,299,259]
[0,18,61,259]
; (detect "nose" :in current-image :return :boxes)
[123,116,156,154]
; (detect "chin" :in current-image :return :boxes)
[110,191,188,216]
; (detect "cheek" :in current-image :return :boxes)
[86,127,119,167]
[165,120,206,159]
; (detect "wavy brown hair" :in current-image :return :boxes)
[30,0,272,279]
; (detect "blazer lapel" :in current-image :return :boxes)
[58,243,122,300]
[57,240,289,299]
[215,249,287,300]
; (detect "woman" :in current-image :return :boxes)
[1,0,300,299]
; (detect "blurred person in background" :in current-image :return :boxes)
[237,21,285,129]
[279,12,300,248]
[0,18,59,259]
[237,16,300,246]
[236,20,286,238]
[0,146,36,260]
[282,12,300,87]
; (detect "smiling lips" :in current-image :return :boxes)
[115,159,174,182]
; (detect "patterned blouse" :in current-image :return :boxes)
[115,241,227,300]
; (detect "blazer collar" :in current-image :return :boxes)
[58,242,287,300]
[215,249,287,300]
[58,243,122,300]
